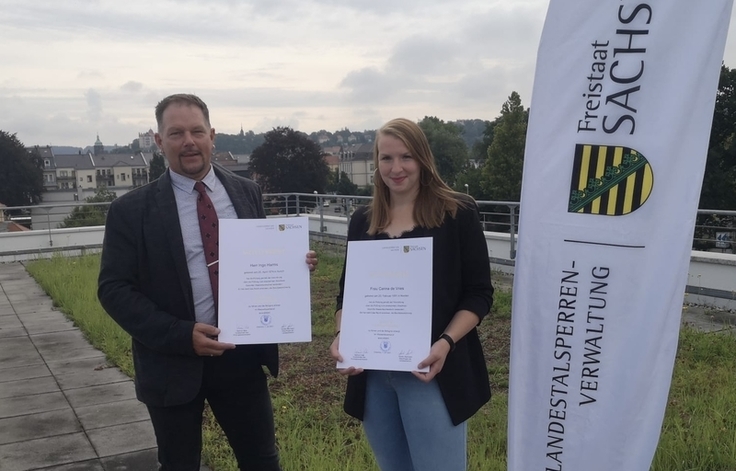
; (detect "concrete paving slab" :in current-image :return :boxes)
[31,344,103,363]
[31,329,88,347]
[4,286,47,297]
[39,461,105,471]
[13,303,60,315]
[33,332,93,357]
[45,356,111,377]
[16,310,67,322]
[0,326,28,339]
[0,432,97,470]
[0,375,60,399]
[23,319,78,335]
[55,366,130,391]
[0,337,44,369]
[65,381,137,409]
[0,363,51,383]
[0,391,70,419]
[6,296,51,307]
[0,270,25,282]
[76,399,150,430]
[86,421,157,458]
[0,409,81,445]
[1,279,46,291]
[0,314,22,328]
[16,311,64,323]
[21,314,76,335]
[100,448,159,471]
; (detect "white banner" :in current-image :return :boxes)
[508,2,733,471]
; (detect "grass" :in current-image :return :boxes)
[24,247,736,471]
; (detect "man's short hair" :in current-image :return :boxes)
[155,94,211,131]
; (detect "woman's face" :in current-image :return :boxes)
[377,133,420,200]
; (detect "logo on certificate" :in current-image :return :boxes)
[260,314,272,326]
[403,245,428,253]
[380,340,391,352]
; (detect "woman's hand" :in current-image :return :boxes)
[306,250,318,272]
[330,333,364,376]
[412,338,452,383]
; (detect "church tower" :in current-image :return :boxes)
[94,134,104,156]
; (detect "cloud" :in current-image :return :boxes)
[120,81,144,93]
[85,89,103,124]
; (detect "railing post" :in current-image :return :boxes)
[508,204,517,259]
[295,195,300,216]
[46,209,53,247]
[318,196,325,232]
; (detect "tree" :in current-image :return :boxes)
[60,187,117,228]
[149,151,167,181]
[470,120,496,167]
[482,92,529,201]
[700,65,736,210]
[454,166,491,200]
[249,127,329,194]
[0,131,43,206]
[336,172,359,195]
[418,117,468,185]
[326,169,360,195]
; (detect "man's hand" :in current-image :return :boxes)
[192,323,236,357]
[306,250,318,272]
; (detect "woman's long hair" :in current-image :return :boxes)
[368,118,467,235]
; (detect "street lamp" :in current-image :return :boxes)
[314,191,325,232]
[464,183,469,194]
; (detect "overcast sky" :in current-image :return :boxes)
[3,0,736,148]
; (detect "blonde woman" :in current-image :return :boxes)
[330,118,494,471]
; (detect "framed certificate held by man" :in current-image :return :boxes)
[218,217,312,344]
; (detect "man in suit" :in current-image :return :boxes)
[98,94,316,471]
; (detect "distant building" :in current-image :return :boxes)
[28,145,58,192]
[339,143,374,187]
[138,129,156,150]
[25,146,152,197]
[212,151,237,166]
[323,154,339,173]
[94,134,104,156]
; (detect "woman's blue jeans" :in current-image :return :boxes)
[363,370,467,471]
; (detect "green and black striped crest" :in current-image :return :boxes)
[568,144,654,216]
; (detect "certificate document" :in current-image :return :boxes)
[337,237,432,372]
[218,217,311,344]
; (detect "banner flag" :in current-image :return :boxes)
[507,2,733,470]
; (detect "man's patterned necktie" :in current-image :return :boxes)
[194,181,219,320]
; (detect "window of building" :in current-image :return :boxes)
[87,175,93,182]
[121,174,126,181]
[44,159,50,168]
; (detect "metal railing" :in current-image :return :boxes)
[1,196,734,258]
